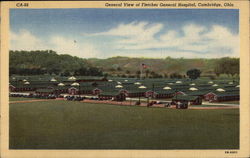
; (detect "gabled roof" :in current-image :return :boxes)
[126,88,148,93]
[153,89,175,94]
[99,90,121,96]
[215,93,240,97]
[80,86,95,91]
[172,95,199,101]
[36,88,54,93]
[186,90,211,96]
[205,91,239,97]
[55,86,70,90]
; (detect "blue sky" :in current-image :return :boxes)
[10,9,239,58]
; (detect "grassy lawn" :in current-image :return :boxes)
[9,100,239,149]
[9,97,39,101]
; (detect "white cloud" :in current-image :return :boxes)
[81,43,101,58]
[182,24,205,40]
[92,21,163,44]
[10,30,101,58]
[50,36,78,53]
[10,29,48,50]
[10,22,239,59]
[50,36,101,58]
[89,22,239,58]
[203,25,239,57]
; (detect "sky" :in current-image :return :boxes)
[10,9,239,59]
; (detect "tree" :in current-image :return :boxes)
[164,73,168,78]
[103,73,109,78]
[117,67,122,71]
[136,70,141,78]
[214,57,239,77]
[150,71,156,77]
[88,67,103,76]
[214,66,221,77]
[186,69,201,80]
[145,69,150,78]
[169,72,182,79]
[62,71,70,76]
[125,70,130,77]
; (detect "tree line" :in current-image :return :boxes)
[9,50,239,79]
[9,50,103,76]
[214,57,239,77]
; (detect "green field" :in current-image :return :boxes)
[9,97,39,101]
[10,100,239,149]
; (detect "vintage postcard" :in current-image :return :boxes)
[0,1,249,158]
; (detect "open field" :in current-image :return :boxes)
[10,100,239,149]
[9,97,39,101]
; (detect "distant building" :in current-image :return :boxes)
[98,91,126,101]
[204,92,239,102]
[172,95,202,105]
[35,88,55,95]
[68,87,79,95]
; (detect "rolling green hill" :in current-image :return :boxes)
[88,56,219,76]
[9,50,239,78]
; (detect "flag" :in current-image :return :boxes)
[141,63,148,69]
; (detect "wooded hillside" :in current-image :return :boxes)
[10,50,239,78]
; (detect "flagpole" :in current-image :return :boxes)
[140,63,142,80]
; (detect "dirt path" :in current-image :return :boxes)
[188,106,239,110]
[202,102,239,106]
[10,98,239,110]
[81,99,148,106]
[81,100,239,109]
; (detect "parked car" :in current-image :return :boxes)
[48,94,56,99]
